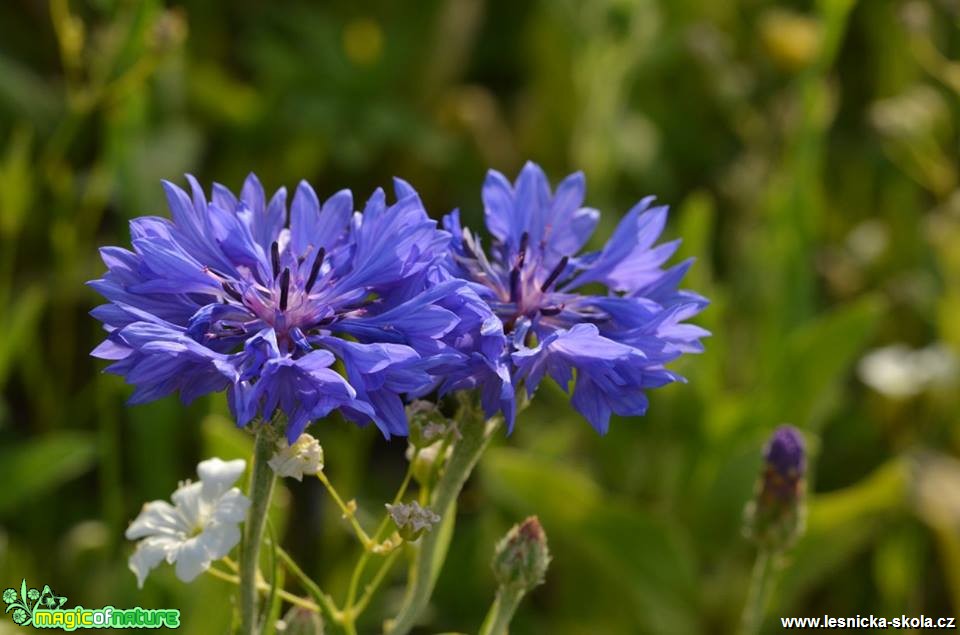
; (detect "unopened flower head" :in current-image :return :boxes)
[745,425,807,550]
[269,433,324,481]
[406,400,454,448]
[125,458,250,587]
[385,501,441,541]
[492,516,551,592]
[443,162,708,432]
[277,605,324,635]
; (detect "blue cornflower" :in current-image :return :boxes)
[91,174,496,441]
[443,162,708,432]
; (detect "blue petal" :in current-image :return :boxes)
[482,170,515,244]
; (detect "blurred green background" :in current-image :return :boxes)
[2,0,960,633]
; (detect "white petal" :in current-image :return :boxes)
[197,522,242,562]
[126,500,187,540]
[198,458,247,499]
[211,488,251,524]
[129,536,180,588]
[172,536,212,583]
[170,481,206,528]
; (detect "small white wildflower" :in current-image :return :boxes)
[125,458,249,588]
[268,433,324,481]
[858,343,958,398]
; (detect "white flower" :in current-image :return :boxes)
[125,458,250,588]
[858,343,958,398]
[268,434,324,481]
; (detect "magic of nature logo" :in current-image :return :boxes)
[3,579,180,630]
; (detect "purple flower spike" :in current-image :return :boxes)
[443,162,708,432]
[90,174,504,442]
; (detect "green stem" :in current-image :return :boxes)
[385,403,500,635]
[239,425,277,635]
[478,586,525,635]
[317,470,373,548]
[738,548,773,635]
[273,545,342,626]
[206,567,318,613]
[351,548,402,618]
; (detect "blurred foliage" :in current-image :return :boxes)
[1,0,960,633]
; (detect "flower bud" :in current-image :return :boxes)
[406,400,455,449]
[407,440,453,489]
[276,605,324,635]
[268,434,324,481]
[385,501,441,541]
[492,516,551,592]
[744,425,807,550]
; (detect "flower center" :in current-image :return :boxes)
[493,232,568,331]
[206,242,331,351]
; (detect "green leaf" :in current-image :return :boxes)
[430,500,457,590]
[0,287,45,389]
[0,433,97,515]
[0,55,60,126]
[481,447,700,634]
[0,126,34,240]
[772,459,908,613]
[759,294,885,430]
[675,190,716,289]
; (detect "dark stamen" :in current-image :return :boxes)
[270,241,280,279]
[508,232,531,303]
[517,232,530,267]
[279,268,290,311]
[509,268,521,303]
[221,282,243,302]
[305,247,326,292]
[205,266,231,280]
[540,256,569,292]
[539,305,563,316]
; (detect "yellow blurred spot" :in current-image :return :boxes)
[343,18,383,66]
[759,9,821,72]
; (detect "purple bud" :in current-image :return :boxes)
[745,425,808,550]
[765,425,806,480]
